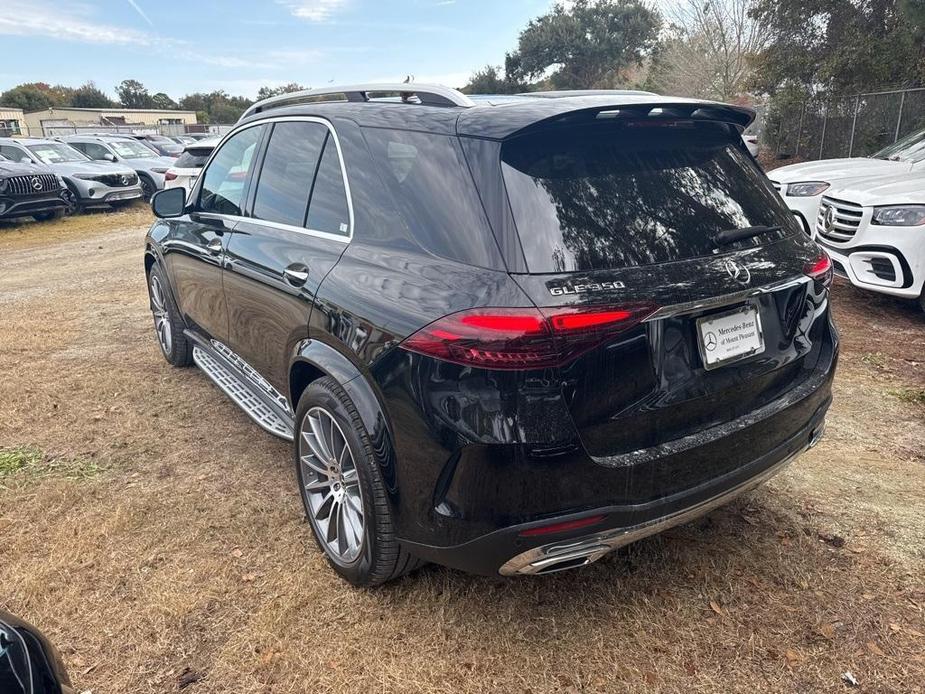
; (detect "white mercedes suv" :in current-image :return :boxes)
[814,172,925,310]
[769,128,925,235]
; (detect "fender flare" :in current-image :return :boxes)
[290,339,399,495]
[290,339,391,440]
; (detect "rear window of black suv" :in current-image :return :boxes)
[501,122,795,273]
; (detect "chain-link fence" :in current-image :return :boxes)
[768,87,925,161]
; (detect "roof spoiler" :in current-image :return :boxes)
[457,96,755,140]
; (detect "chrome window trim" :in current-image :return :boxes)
[196,115,355,244]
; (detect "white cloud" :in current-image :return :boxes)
[0,1,278,70]
[276,0,349,22]
[0,1,155,46]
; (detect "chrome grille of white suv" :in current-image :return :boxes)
[816,196,863,242]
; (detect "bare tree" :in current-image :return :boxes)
[649,0,768,101]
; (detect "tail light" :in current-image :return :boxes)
[804,252,833,288]
[164,171,177,181]
[400,303,657,370]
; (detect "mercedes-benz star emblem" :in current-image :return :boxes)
[704,331,718,351]
[723,258,751,285]
[823,206,836,233]
[120,174,129,186]
[30,176,43,191]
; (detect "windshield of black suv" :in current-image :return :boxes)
[27,142,90,164]
[109,140,159,159]
[501,121,796,272]
[871,128,925,163]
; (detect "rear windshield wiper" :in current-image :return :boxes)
[712,225,781,246]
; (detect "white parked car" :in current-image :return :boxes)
[768,128,925,234]
[814,172,925,309]
[164,136,219,194]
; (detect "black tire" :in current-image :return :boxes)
[62,188,81,216]
[139,175,156,201]
[294,376,424,586]
[147,262,193,367]
[32,209,64,222]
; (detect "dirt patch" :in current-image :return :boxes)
[1,214,923,693]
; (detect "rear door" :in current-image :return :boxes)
[160,123,264,342]
[223,118,352,393]
[497,120,830,460]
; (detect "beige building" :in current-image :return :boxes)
[0,106,25,135]
[23,106,197,136]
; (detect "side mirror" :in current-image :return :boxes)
[0,610,75,694]
[151,186,186,218]
[19,156,33,165]
[104,153,117,163]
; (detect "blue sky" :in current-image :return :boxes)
[0,0,553,99]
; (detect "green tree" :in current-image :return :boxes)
[71,81,115,108]
[179,91,252,123]
[749,0,925,95]
[504,0,661,90]
[150,92,178,109]
[0,82,62,111]
[256,82,308,100]
[461,65,521,94]
[116,79,154,108]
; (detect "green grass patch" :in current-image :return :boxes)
[861,352,888,370]
[889,387,925,405]
[0,446,103,482]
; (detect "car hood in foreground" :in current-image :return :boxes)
[825,171,925,206]
[768,157,911,184]
[0,159,50,176]
[40,160,137,177]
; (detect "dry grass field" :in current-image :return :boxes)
[1,205,923,693]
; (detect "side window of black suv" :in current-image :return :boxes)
[199,125,262,216]
[251,120,351,236]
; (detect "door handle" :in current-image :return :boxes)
[283,265,309,286]
[206,238,223,255]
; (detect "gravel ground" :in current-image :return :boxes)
[1,206,923,693]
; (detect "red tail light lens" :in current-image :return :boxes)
[164,170,177,181]
[400,303,657,370]
[804,252,833,288]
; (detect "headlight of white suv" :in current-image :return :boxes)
[871,205,925,226]
[786,181,830,197]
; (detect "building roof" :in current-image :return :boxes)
[25,106,197,115]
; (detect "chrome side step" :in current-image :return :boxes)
[187,333,294,441]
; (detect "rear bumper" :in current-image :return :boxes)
[403,397,829,575]
[399,326,837,575]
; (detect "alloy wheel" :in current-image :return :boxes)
[148,273,173,356]
[299,407,365,564]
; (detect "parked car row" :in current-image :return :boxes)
[0,132,215,222]
[769,127,925,310]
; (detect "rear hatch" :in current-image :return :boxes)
[499,117,831,460]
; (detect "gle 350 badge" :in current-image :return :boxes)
[547,280,626,296]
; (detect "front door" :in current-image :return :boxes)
[223,118,353,394]
[161,124,265,342]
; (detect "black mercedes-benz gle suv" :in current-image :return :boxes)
[144,84,837,585]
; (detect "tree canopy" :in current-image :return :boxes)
[504,0,661,90]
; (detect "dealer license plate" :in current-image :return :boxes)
[696,304,764,370]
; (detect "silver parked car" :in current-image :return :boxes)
[0,137,143,213]
[60,134,175,199]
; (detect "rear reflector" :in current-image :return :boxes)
[519,514,608,537]
[164,171,177,181]
[804,252,833,288]
[400,303,657,370]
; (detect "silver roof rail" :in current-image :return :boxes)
[240,83,476,121]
